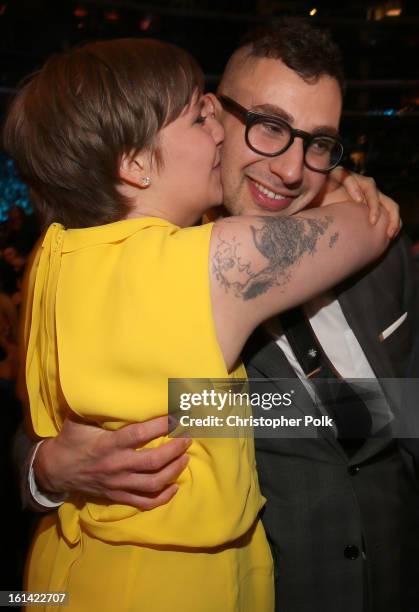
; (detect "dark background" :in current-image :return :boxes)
[0,0,418,232]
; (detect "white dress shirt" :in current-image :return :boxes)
[266,290,392,434]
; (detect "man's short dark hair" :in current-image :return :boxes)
[239,18,345,92]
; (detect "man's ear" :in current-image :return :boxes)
[205,93,222,121]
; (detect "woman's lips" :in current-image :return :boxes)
[247,178,295,212]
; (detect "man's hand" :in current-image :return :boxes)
[316,166,401,239]
[34,417,191,510]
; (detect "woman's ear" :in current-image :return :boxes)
[119,155,152,189]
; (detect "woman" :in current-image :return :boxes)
[4,39,390,611]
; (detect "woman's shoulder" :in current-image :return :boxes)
[59,217,213,254]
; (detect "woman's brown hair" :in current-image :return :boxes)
[3,38,204,228]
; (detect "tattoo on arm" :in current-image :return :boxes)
[212,215,337,301]
[329,232,339,248]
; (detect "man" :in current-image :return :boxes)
[17,20,417,612]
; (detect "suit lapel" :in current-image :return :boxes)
[336,276,398,460]
[243,324,298,380]
[336,273,396,379]
[244,324,348,458]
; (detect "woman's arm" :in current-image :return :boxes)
[210,201,390,370]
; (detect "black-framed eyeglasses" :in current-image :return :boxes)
[218,94,344,174]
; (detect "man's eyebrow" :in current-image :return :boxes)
[251,103,340,137]
[251,103,294,123]
[311,125,340,138]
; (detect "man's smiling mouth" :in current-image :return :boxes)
[246,177,299,212]
[253,181,288,200]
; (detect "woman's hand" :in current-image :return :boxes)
[316,166,401,239]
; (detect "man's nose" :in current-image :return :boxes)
[268,138,305,186]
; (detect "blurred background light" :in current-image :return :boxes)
[73,6,88,19]
[104,9,119,22]
[138,16,153,32]
[386,8,402,16]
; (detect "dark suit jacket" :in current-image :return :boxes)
[398,331,419,479]
[243,236,419,612]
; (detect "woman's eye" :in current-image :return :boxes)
[195,114,207,125]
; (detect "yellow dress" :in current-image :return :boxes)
[23,218,274,612]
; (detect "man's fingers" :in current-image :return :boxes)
[104,453,189,497]
[107,484,179,510]
[127,438,192,473]
[120,453,190,493]
[113,416,173,449]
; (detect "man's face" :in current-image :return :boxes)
[218,56,342,217]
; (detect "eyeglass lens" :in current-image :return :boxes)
[248,120,342,171]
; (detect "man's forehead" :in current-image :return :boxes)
[224,56,342,128]
[227,56,333,98]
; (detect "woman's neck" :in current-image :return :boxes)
[125,201,198,228]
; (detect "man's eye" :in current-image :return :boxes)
[310,138,334,154]
[260,121,286,137]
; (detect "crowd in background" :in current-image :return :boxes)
[0,204,40,590]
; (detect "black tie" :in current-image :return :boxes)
[280,306,372,456]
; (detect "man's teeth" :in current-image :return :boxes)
[254,181,286,200]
